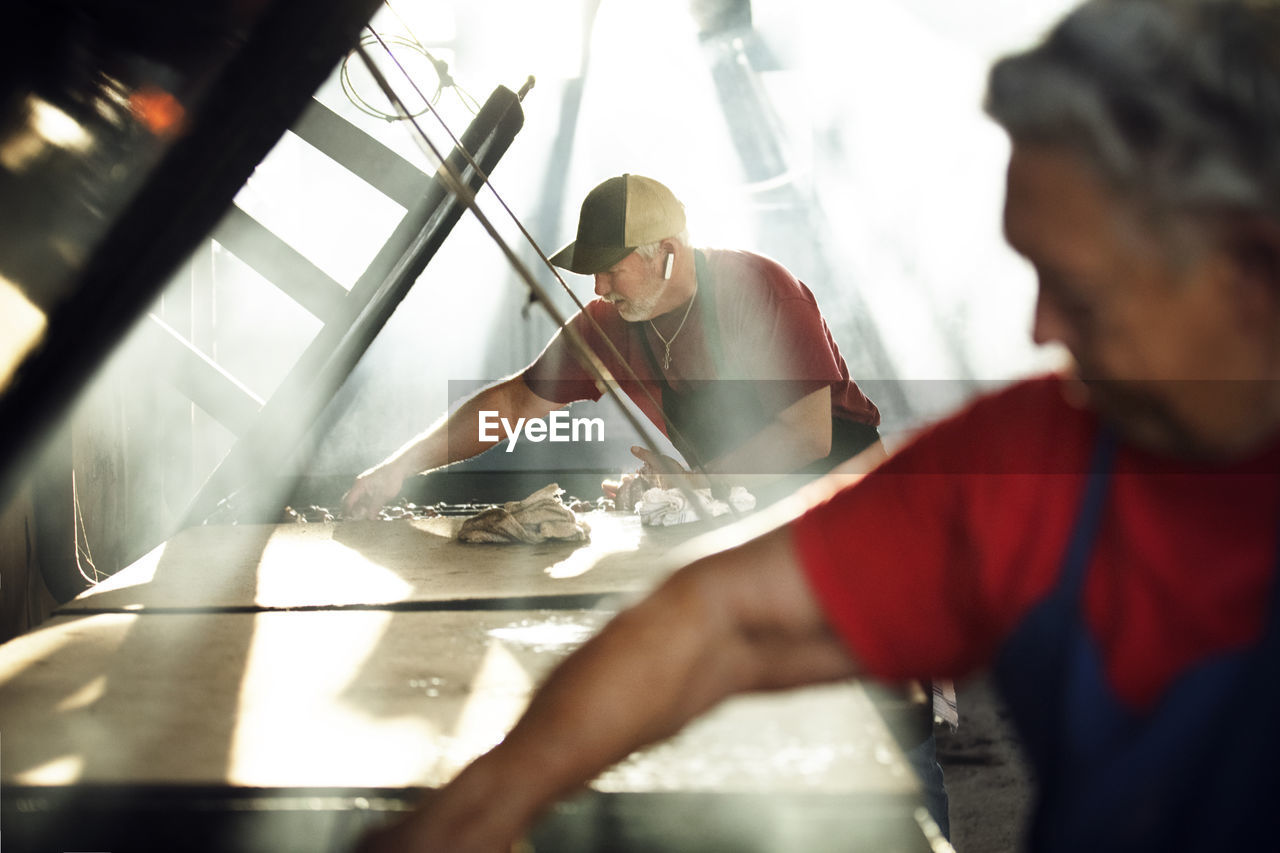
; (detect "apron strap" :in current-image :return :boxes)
[1060,427,1118,595]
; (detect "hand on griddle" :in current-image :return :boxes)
[601,448,702,511]
[601,467,651,511]
[341,463,406,520]
[601,452,664,511]
[629,446,704,491]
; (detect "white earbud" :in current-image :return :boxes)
[663,252,674,280]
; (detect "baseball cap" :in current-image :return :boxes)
[549,174,686,274]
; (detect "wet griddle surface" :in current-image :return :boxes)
[61,513,719,611]
[6,509,931,851]
[0,609,916,796]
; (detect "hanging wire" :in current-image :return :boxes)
[71,470,105,586]
[340,34,440,121]
[353,38,728,521]
[360,18,733,508]
[340,2,481,120]
[380,0,483,114]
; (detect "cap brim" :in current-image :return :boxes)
[549,241,634,275]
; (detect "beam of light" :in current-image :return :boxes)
[916,805,960,853]
[55,674,108,713]
[579,0,754,248]
[254,530,412,607]
[0,619,89,685]
[545,512,642,579]
[434,638,533,780]
[232,130,408,291]
[0,274,48,393]
[15,753,84,785]
[0,95,95,173]
[67,541,165,601]
[0,614,137,785]
[228,611,437,787]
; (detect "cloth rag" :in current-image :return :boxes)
[457,483,590,544]
[634,485,756,526]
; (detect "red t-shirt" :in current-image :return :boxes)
[792,376,1280,712]
[521,248,879,439]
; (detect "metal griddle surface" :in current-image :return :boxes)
[4,505,932,852]
[61,512,721,612]
[0,609,917,797]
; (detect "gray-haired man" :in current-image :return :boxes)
[343,173,883,509]
[357,1,1280,850]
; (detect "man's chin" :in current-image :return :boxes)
[1081,381,1213,459]
[613,303,644,322]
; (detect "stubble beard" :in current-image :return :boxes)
[1071,371,1214,460]
[606,266,667,322]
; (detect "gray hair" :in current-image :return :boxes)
[634,228,692,260]
[986,0,1280,222]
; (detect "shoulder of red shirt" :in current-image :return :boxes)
[699,247,815,304]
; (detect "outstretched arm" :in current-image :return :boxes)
[356,521,858,853]
[342,376,562,518]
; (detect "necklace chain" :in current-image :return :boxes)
[649,293,695,370]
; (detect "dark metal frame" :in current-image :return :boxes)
[0,0,383,509]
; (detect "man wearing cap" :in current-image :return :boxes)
[343,173,883,514]
[355,1,1280,851]
[529,173,884,496]
[343,172,946,830]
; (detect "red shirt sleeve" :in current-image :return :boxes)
[792,375,1280,710]
[522,305,609,404]
[710,251,852,415]
[522,298,679,437]
[790,377,1095,681]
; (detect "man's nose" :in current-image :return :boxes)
[593,274,610,297]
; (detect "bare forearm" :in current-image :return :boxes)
[344,377,562,518]
[413,569,750,849]
[381,383,513,472]
[373,378,559,477]
[378,526,857,851]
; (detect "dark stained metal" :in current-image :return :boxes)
[0,0,384,510]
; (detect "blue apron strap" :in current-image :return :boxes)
[1059,427,1118,594]
[994,424,1118,813]
[1056,437,1280,852]
[1000,423,1280,852]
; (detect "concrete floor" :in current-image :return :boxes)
[936,675,1035,853]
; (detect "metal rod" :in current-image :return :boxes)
[367,26,723,488]
[355,40,724,522]
[181,84,527,526]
